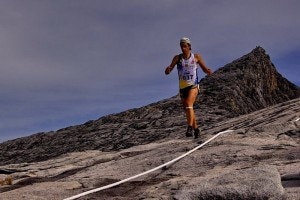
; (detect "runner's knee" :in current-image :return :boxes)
[185,106,193,110]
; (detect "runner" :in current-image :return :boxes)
[165,37,212,138]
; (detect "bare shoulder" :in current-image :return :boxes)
[173,54,180,60]
[171,54,180,63]
[194,53,203,60]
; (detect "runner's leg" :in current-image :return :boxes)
[186,87,198,129]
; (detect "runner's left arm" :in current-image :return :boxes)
[195,53,212,75]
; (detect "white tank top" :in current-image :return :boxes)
[177,53,199,89]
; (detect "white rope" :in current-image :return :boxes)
[63,129,234,200]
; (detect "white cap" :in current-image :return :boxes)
[180,37,191,45]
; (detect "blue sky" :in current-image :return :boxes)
[0,0,299,142]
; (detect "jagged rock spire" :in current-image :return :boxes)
[199,46,299,115]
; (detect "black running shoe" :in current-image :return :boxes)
[186,126,193,137]
[194,128,201,139]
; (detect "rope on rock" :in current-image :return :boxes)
[63,129,234,200]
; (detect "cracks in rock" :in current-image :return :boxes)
[0,166,87,193]
[277,130,300,139]
[89,176,171,200]
[120,149,152,158]
[258,145,287,150]
[281,173,300,188]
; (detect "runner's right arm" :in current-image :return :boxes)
[165,55,179,75]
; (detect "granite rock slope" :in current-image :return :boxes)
[0,98,299,199]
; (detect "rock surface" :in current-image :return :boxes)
[0,47,299,199]
[198,46,300,116]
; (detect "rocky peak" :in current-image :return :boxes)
[198,46,299,115]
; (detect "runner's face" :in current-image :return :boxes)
[180,43,190,54]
